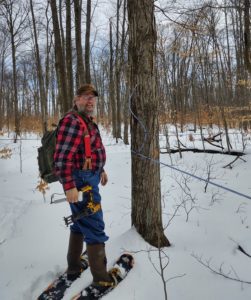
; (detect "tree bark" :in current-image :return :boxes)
[121,0,129,145]
[109,19,117,138]
[115,0,122,138]
[65,0,73,101]
[128,0,170,247]
[45,2,53,115]
[244,0,251,74]
[85,0,91,83]
[59,0,65,63]
[74,0,85,86]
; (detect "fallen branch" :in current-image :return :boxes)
[160,148,245,156]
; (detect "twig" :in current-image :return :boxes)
[235,203,247,214]
[192,253,251,284]
[164,202,183,229]
[166,273,186,283]
[203,137,224,149]
[0,239,6,245]
[223,156,247,169]
[148,247,186,300]
[238,245,251,258]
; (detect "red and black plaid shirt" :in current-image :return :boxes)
[53,111,106,191]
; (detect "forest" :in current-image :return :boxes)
[0,0,251,137]
[1,1,251,299]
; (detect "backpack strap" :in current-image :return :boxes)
[74,114,92,170]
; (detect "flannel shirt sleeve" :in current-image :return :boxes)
[53,115,82,191]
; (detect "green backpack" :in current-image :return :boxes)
[37,114,90,184]
[37,128,58,183]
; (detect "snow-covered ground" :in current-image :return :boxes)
[0,126,251,300]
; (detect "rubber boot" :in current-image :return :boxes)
[67,231,84,280]
[87,243,112,284]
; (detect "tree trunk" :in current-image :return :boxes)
[10,15,20,138]
[50,0,69,113]
[121,0,129,145]
[244,0,251,74]
[0,31,7,131]
[30,0,48,133]
[128,0,170,248]
[115,0,122,138]
[109,19,117,138]
[85,0,91,83]
[45,1,52,115]
[65,0,73,100]
[74,0,85,86]
[59,0,65,63]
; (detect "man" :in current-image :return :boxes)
[54,84,114,291]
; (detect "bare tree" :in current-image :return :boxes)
[0,0,29,138]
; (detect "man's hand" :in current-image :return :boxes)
[65,187,79,203]
[100,171,108,186]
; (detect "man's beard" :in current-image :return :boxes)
[77,104,94,116]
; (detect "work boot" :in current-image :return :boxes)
[86,243,112,284]
[67,231,84,280]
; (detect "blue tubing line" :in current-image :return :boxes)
[132,151,251,200]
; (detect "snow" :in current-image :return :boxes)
[0,127,251,300]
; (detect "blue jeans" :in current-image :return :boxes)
[69,170,109,244]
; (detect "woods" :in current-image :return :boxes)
[1,0,251,247]
[1,1,251,133]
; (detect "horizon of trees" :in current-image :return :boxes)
[0,0,251,138]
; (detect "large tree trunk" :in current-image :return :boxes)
[128,0,170,247]
[74,0,85,87]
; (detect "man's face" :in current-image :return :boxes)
[75,93,97,115]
